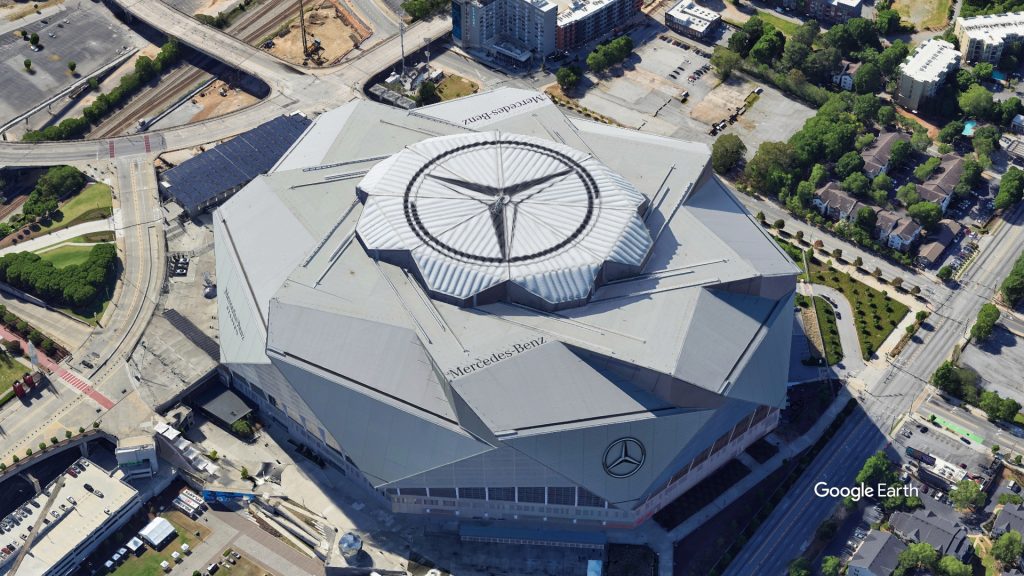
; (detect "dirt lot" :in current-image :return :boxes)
[267,2,359,65]
[690,81,748,125]
[189,79,259,122]
[194,0,240,17]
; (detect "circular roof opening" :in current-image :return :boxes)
[356,132,653,310]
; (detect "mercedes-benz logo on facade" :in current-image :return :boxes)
[603,437,646,478]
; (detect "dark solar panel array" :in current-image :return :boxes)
[160,114,312,214]
[163,309,219,360]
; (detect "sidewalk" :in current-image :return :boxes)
[0,217,114,257]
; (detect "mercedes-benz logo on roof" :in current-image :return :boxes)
[603,437,646,478]
[403,139,599,264]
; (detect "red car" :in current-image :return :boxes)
[66,468,77,478]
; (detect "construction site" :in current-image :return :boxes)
[263,0,370,66]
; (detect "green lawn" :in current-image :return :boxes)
[38,243,109,269]
[69,231,115,243]
[437,74,479,101]
[894,0,951,30]
[773,235,807,272]
[110,518,194,576]
[807,257,909,359]
[37,183,113,235]
[755,10,801,37]
[0,356,30,395]
[813,296,844,366]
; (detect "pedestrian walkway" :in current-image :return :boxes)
[0,218,114,257]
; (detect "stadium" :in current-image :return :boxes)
[214,88,799,529]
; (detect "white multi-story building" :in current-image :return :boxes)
[0,459,142,576]
[954,11,1024,63]
[895,39,960,111]
[452,0,557,66]
[665,1,721,39]
[115,435,159,479]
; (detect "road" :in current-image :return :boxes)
[74,157,164,385]
[801,283,867,378]
[722,409,885,576]
[725,197,1024,573]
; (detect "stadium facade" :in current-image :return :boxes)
[214,88,799,529]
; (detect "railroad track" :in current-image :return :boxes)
[89,0,298,138]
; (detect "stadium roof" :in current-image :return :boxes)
[160,113,311,214]
[215,88,800,497]
[356,131,653,309]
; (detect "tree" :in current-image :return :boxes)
[911,285,921,295]
[417,80,440,105]
[820,556,840,576]
[993,530,1024,567]
[853,94,881,125]
[974,62,995,83]
[938,265,953,281]
[773,219,786,230]
[750,28,785,64]
[835,150,865,179]
[853,62,882,94]
[756,211,766,223]
[842,172,871,196]
[908,201,941,228]
[891,277,903,288]
[856,451,895,485]
[855,206,877,230]
[555,66,580,92]
[854,256,864,268]
[832,248,843,260]
[29,33,38,46]
[711,47,741,80]
[974,124,1001,164]
[231,419,253,437]
[65,430,72,439]
[889,139,913,169]
[745,141,795,197]
[67,61,76,74]
[795,230,804,242]
[23,59,31,72]
[939,120,966,143]
[914,156,942,182]
[877,105,896,126]
[949,478,986,511]
[875,9,902,35]
[788,557,811,576]
[971,303,1001,342]
[873,173,893,191]
[959,84,995,119]
[712,134,747,174]
[937,555,972,576]
[911,130,931,152]
[898,542,938,572]
[240,466,250,480]
[997,166,1024,209]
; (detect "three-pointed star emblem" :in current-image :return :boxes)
[424,169,574,260]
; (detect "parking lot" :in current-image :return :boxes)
[936,227,980,274]
[960,324,1024,406]
[573,31,815,151]
[0,4,144,124]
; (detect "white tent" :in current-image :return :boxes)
[160,560,171,572]
[138,517,176,548]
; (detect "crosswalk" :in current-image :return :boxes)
[55,368,114,410]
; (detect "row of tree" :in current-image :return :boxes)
[0,244,116,309]
[22,39,181,142]
[0,304,61,358]
[971,302,1001,341]
[586,35,633,73]
[22,165,85,218]
[401,0,449,21]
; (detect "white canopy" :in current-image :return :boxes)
[138,517,175,548]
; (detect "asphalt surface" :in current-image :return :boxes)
[722,408,885,576]
[0,5,141,124]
